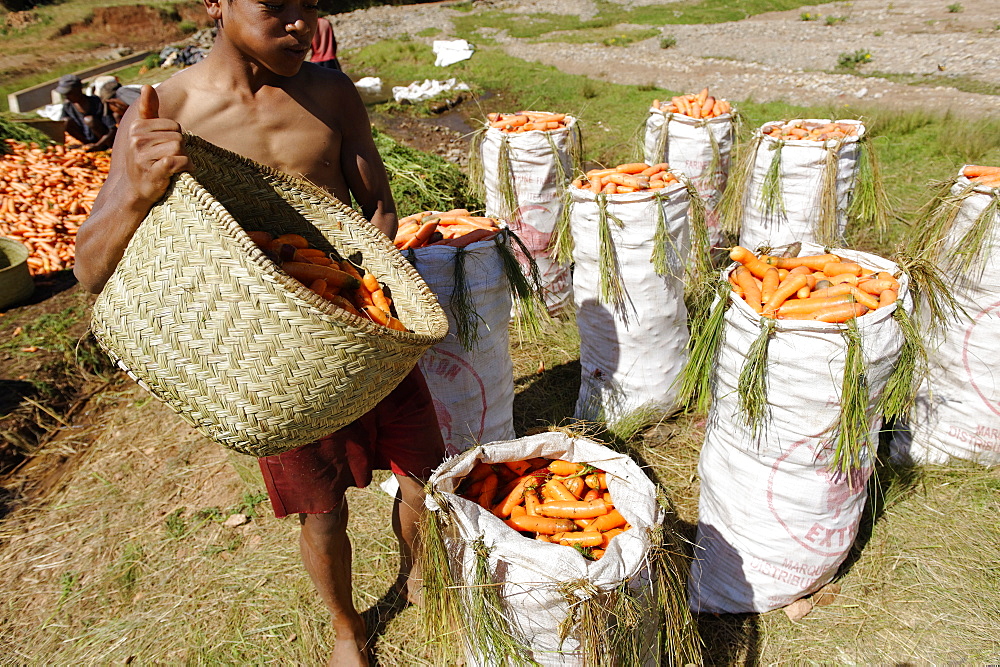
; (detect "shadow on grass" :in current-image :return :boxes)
[836,422,923,580]
[512,358,581,436]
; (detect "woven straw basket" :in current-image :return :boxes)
[91,134,449,457]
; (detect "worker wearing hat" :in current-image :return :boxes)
[57,74,119,152]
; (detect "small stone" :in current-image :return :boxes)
[783,598,814,622]
[223,513,250,528]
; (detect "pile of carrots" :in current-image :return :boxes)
[247,231,408,331]
[652,88,731,119]
[728,245,900,322]
[486,111,570,133]
[394,209,501,250]
[455,457,631,560]
[571,162,680,195]
[0,140,109,274]
[963,165,1000,188]
[762,120,859,142]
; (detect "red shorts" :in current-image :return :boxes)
[258,367,445,518]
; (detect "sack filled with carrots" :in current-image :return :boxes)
[891,164,1000,466]
[470,111,582,316]
[400,210,545,454]
[420,431,700,666]
[682,242,922,614]
[552,162,706,430]
[643,88,735,249]
[720,118,888,252]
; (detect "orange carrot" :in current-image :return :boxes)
[506,515,578,535]
[734,266,763,313]
[281,262,360,289]
[762,273,810,314]
[730,246,777,279]
[548,460,584,476]
[811,302,869,323]
[590,509,627,532]
[556,532,604,548]
[878,289,898,308]
[538,499,609,519]
[541,479,578,502]
[760,267,780,305]
[774,254,843,271]
[776,294,854,318]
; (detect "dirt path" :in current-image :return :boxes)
[335,0,1000,117]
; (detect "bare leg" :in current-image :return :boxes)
[299,505,369,666]
[392,473,428,605]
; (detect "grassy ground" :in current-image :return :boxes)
[2,5,1000,664]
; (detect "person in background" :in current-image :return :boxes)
[56,74,118,152]
[311,15,341,70]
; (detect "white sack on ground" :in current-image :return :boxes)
[568,182,691,426]
[426,432,663,666]
[643,108,733,250]
[391,78,470,103]
[433,39,475,67]
[690,244,907,613]
[480,117,578,315]
[738,119,864,252]
[893,173,1000,466]
[410,231,516,455]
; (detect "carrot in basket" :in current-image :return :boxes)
[281,262,360,289]
[563,476,586,499]
[878,289,898,308]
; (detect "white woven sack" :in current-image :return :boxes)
[643,108,733,249]
[411,232,516,455]
[481,116,578,315]
[893,173,1000,465]
[690,243,907,613]
[738,119,864,251]
[426,432,663,666]
[568,181,690,426]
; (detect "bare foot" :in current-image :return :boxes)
[327,636,369,667]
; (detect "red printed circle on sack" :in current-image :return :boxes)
[418,347,487,456]
[766,438,871,558]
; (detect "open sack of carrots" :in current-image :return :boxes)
[422,431,671,664]
[726,244,900,322]
[686,242,917,613]
[393,209,502,250]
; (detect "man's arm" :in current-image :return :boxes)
[73,86,190,293]
[336,78,397,239]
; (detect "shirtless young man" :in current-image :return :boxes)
[72,0,444,664]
